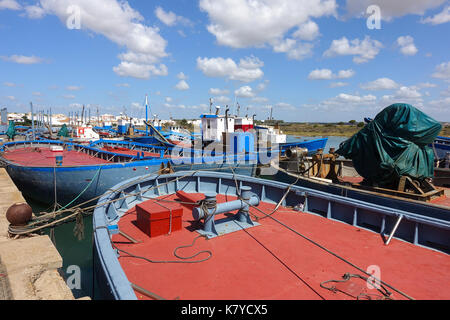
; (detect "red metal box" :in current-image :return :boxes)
[136,200,183,238]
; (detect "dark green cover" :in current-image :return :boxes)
[6,120,16,140]
[57,124,69,137]
[336,103,442,186]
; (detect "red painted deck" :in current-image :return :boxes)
[112,193,450,300]
[2,147,110,166]
[101,147,170,158]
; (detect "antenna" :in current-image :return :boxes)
[209,98,213,114]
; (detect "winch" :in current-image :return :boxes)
[192,186,260,239]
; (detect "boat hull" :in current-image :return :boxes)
[92,171,450,299]
[5,159,256,207]
[264,166,450,223]
[280,137,329,155]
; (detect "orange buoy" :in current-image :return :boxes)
[6,203,32,226]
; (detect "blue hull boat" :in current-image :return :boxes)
[0,140,257,207]
[279,137,328,155]
[433,136,450,160]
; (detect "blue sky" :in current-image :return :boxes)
[0,0,449,122]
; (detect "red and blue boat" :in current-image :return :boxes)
[92,171,450,300]
[0,140,257,207]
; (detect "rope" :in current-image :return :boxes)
[112,235,212,264]
[223,171,415,300]
[8,165,256,236]
[320,273,393,300]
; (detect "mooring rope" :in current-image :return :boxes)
[7,164,257,236]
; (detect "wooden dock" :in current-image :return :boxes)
[0,168,76,300]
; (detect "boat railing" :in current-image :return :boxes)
[95,171,449,255]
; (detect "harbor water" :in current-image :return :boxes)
[26,135,349,299]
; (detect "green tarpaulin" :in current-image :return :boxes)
[57,124,69,137]
[336,103,442,187]
[6,120,16,140]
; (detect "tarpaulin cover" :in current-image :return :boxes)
[6,120,16,139]
[57,124,69,137]
[336,103,442,186]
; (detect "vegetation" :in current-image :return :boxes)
[278,121,450,137]
[279,122,364,137]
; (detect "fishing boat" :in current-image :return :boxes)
[199,107,328,154]
[92,171,450,300]
[263,104,450,219]
[432,136,450,160]
[0,140,257,207]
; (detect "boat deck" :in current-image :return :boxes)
[112,193,450,300]
[101,147,170,159]
[2,147,110,166]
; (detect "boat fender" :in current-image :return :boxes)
[6,203,32,226]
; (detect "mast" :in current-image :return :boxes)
[30,102,35,140]
[145,94,149,135]
[81,105,85,126]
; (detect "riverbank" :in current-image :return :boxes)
[280,123,450,137]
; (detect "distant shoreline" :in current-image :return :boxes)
[279,123,450,138]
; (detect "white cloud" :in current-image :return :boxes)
[360,78,400,90]
[199,0,336,59]
[396,36,418,56]
[323,36,383,63]
[251,97,269,103]
[308,68,355,80]
[155,6,192,27]
[380,86,423,105]
[394,86,422,99]
[329,82,349,88]
[432,61,450,79]
[308,69,333,80]
[24,5,46,19]
[337,69,355,79]
[214,96,231,104]
[6,95,16,101]
[113,62,168,79]
[275,102,296,110]
[346,0,446,21]
[256,80,269,91]
[234,86,255,98]
[0,0,21,10]
[116,83,130,87]
[0,54,43,64]
[177,72,188,80]
[209,88,229,95]
[31,0,169,80]
[197,56,264,83]
[175,80,189,91]
[271,38,314,60]
[440,86,450,97]
[421,6,450,24]
[32,92,43,96]
[293,20,320,41]
[62,94,76,99]
[66,85,82,91]
[304,92,377,111]
[3,82,17,87]
[417,82,437,88]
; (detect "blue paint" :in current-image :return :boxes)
[93,170,450,300]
